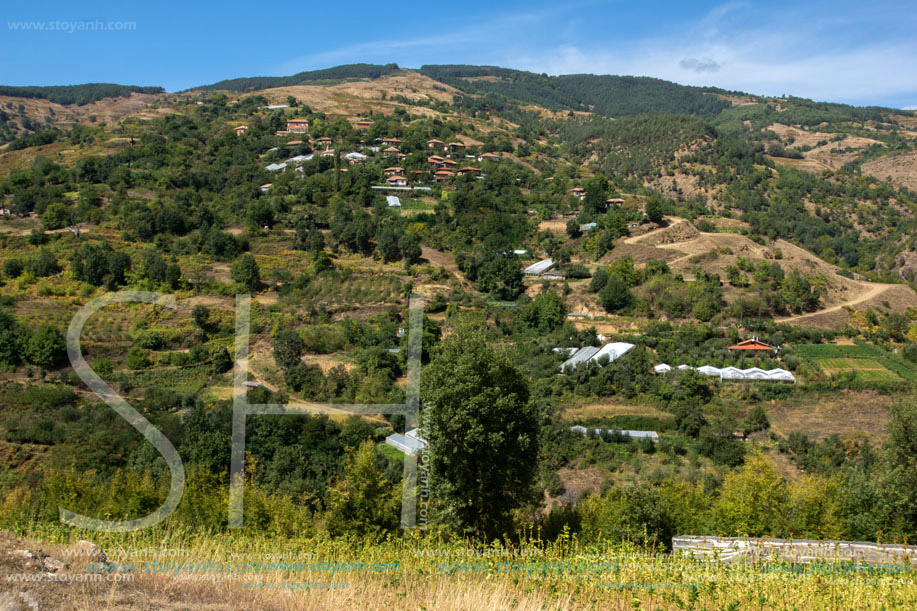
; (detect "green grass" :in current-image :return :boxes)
[798,343,917,383]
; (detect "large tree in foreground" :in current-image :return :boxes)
[421,328,539,537]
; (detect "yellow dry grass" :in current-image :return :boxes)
[6,528,916,610]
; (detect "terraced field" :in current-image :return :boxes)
[814,357,902,382]
[796,343,917,383]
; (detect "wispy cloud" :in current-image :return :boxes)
[510,2,917,105]
[679,58,721,73]
[273,0,917,106]
[274,3,574,75]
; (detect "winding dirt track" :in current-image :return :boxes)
[776,282,895,324]
[622,217,686,245]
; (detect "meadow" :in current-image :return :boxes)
[5,524,917,610]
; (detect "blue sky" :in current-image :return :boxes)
[3,0,916,109]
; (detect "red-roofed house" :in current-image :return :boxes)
[285,140,303,146]
[383,147,400,155]
[386,175,407,187]
[427,139,445,150]
[427,155,445,168]
[384,166,404,177]
[448,141,465,152]
[571,187,586,200]
[457,166,482,177]
[234,125,248,136]
[287,119,309,133]
[382,137,402,146]
[441,158,458,168]
[314,137,332,148]
[729,338,778,352]
[354,120,372,130]
[477,152,500,162]
[434,170,455,182]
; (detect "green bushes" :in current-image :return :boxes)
[26,325,66,368]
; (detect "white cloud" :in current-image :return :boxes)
[509,3,917,105]
[273,1,917,106]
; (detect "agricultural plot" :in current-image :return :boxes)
[814,358,902,382]
[14,300,134,342]
[797,343,917,383]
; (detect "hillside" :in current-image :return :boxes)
[1,62,917,611]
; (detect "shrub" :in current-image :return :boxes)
[27,325,66,368]
[125,347,149,370]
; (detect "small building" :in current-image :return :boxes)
[387,175,407,187]
[457,166,483,177]
[286,119,309,133]
[579,222,597,232]
[729,338,778,352]
[385,428,426,456]
[524,258,554,277]
[427,155,445,168]
[382,137,402,147]
[384,166,404,177]
[571,187,586,200]
[344,151,367,163]
[285,140,304,146]
[441,158,458,168]
[320,149,335,157]
[427,139,445,150]
[448,141,466,152]
[265,162,287,171]
[259,183,272,193]
[607,198,625,205]
[591,342,635,364]
[433,170,455,181]
[354,120,372,131]
[477,152,500,162]
[560,346,600,371]
[383,147,400,156]
[234,125,248,136]
[386,195,401,207]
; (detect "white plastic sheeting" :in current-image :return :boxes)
[385,428,426,456]
[656,364,795,382]
[560,343,635,372]
[571,426,659,441]
[524,259,554,275]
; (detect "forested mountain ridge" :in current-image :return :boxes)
[0,84,165,106]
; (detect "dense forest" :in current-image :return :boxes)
[197,63,401,92]
[0,84,165,105]
[420,65,731,117]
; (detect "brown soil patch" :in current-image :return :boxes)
[765,390,897,441]
[537,219,567,233]
[243,72,461,120]
[552,467,607,507]
[862,149,917,191]
[561,401,674,421]
[767,155,830,173]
